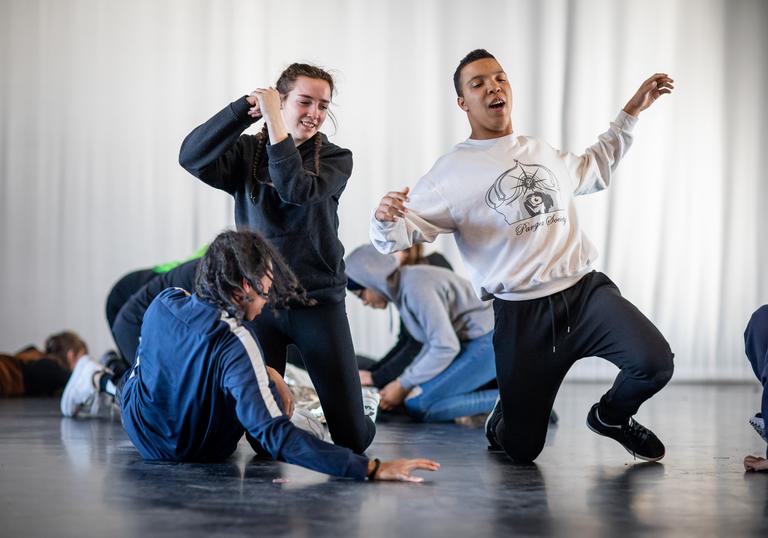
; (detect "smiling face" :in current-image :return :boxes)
[281,76,331,146]
[456,58,513,140]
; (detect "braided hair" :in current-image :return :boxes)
[251,63,335,194]
[195,230,314,321]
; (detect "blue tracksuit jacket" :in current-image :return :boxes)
[120,287,369,479]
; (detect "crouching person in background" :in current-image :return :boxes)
[346,244,498,424]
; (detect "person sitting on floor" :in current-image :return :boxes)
[70,230,439,481]
[356,244,455,389]
[346,244,498,423]
[744,305,768,472]
[0,332,86,398]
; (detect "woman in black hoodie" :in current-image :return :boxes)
[179,63,374,454]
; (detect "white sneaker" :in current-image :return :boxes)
[290,407,330,442]
[362,388,381,423]
[60,356,105,418]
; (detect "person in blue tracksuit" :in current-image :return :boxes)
[119,230,439,480]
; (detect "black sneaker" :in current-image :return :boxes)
[485,396,504,451]
[586,403,665,462]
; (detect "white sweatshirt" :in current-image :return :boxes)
[370,111,637,301]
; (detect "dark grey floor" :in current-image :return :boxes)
[1,383,767,537]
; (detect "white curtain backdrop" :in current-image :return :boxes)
[1,0,766,380]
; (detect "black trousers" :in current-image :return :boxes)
[491,271,674,462]
[245,300,376,454]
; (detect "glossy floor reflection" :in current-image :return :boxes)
[1,383,767,537]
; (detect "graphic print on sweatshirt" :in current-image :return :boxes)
[484,160,563,226]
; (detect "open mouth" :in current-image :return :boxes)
[488,98,505,110]
[301,119,318,129]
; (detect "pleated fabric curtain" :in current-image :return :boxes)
[1,0,765,380]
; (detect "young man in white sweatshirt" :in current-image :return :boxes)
[370,49,675,462]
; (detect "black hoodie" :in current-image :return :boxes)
[179,97,353,304]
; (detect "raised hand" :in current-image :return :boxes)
[249,87,288,144]
[251,88,282,121]
[375,187,410,222]
[623,73,674,117]
[246,93,262,119]
[375,458,440,482]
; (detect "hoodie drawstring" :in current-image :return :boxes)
[547,292,572,353]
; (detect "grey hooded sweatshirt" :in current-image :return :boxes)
[345,245,493,391]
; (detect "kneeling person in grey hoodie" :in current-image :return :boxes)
[346,245,497,422]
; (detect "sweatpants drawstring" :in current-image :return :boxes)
[560,291,571,334]
[548,292,572,353]
[547,296,556,353]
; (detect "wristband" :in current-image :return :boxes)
[367,458,381,480]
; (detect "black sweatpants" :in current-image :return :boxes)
[245,300,376,454]
[491,271,674,462]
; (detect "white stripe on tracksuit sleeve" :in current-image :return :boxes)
[218,316,369,479]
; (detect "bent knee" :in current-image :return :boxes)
[631,340,674,385]
[331,419,375,454]
[502,441,544,463]
[404,398,429,422]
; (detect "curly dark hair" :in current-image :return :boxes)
[251,63,336,195]
[195,230,314,321]
[453,49,496,97]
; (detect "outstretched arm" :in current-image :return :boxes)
[565,73,674,196]
[222,330,439,480]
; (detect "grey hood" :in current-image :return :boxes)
[346,244,494,391]
[345,244,400,302]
